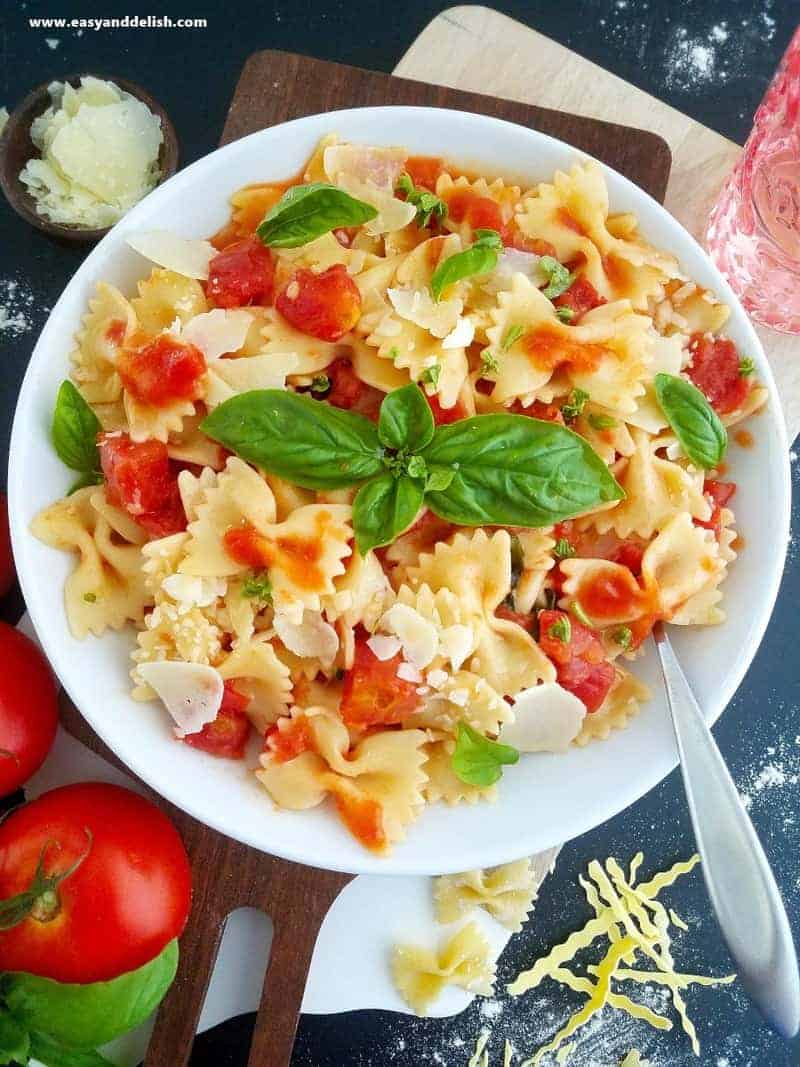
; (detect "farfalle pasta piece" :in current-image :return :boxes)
[167,415,226,470]
[31,487,150,639]
[123,390,196,444]
[516,160,680,309]
[392,921,496,1016]
[436,172,522,243]
[275,232,372,278]
[423,735,498,806]
[259,306,340,375]
[204,351,298,409]
[412,670,512,737]
[256,707,428,851]
[70,282,135,403]
[130,267,208,334]
[582,429,710,540]
[434,858,539,932]
[323,550,394,668]
[573,667,650,746]
[408,529,555,695]
[217,634,293,733]
[511,528,556,614]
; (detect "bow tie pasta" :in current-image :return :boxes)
[32,135,765,853]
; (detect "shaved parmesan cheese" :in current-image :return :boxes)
[397,661,423,684]
[274,610,339,666]
[483,249,542,294]
[380,604,439,670]
[161,573,227,608]
[499,683,586,753]
[441,315,475,350]
[179,308,254,359]
[127,231,217,281]
[427,668,449,690]
[137,660,223,739]
[367,634,402,661]
[323,143,415,236]
[387,287,463,338]
[20,77,163,229]
[439,624,475,672]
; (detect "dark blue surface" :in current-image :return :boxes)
[1,2,798,1064]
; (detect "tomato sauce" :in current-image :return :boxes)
[734,429,755,448]
[264,715,315,763]
[522,327,605,374]
[223,512,333,593]
[333,787,386,852]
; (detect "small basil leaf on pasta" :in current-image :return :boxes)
[353,473,424,555]
[256,183,378,248]
[654,373,727,469]
[396,174,448,229]
[52,381,102,479]
[201,389,384,490]
[539,256,575,299]
[378,383,435,452]
[451,722,519,787]
[420,414,624,527]
[430,229,503,302]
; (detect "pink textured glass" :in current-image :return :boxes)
[706,27,800,333]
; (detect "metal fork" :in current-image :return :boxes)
[654,621,800,1038]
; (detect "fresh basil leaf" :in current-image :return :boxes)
[587,412,618,431]
[560,388,589,422]
[419,364,441,389]
[0,1006,29,1065]
[654,373,727,469]
[539,256,575,299]
[421,414,624,527]
[480,348,500,374]
[430,229,503,301]
[353,473,423,555]
[378,384,435,452]
[28,1033,114,1067]
[405,454,428,480]
[67,470,104,496]
[396,174,448,229]
[739,356,755,376]
[201,390,383,490]
[52,381,102,476]
[425,467,454,493]
[2,940,178,1051]
[451,722,519,787]
[501,324,524,351]
[256,183,377,248]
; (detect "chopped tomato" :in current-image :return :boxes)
[628,614,659,650]
[446,190,505,233]
[507,399,565,423]
[105,319,127,346]
[695,479,736,539]
[553,520,579,548]
[686,334,750,414]
[207,236,276,308]
[183,682,251,759]
[404,156,444,191]
[333,786,385,852]
[504,230,557,257]
[276,264,361,341]
[264,714,315,763]
[608,539,646,576]
[325,358,366,409]
[538,609,615,713]
[553,277,607,322]
[426,393,468,425]
[495,604,535,632]
[118,335,206,408]
[340,634,422,726]
[99,433,186,538]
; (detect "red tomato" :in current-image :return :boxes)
[695,479,736,540]
[504,231,557,257]
[99,433,186,539]
[686,334,749,414]
[276,265,361,341]
[325,358,366,410]
[183,682,251,759]
[538,609,615,713]
[207,236,276,308]
[426,393,468,425]
[507,399,565,423]
[264,714,314,763]
[608,539,646,576]
[118,335,206,408]
[0,492,14,598]
[404,156,444,191]
[447,190,504,233]
[0,782,191,983]
[340,634,422,726]
[553,276,607,322]
[0,624,58,797]
[495,604,535,632]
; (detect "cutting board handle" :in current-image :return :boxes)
[59,696,352,1067]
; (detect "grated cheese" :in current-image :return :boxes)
[20,76,163,229]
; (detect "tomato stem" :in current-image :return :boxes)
[0,828,93,930]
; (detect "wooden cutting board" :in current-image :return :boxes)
[396,5,800,441]
[60,46,672,1067]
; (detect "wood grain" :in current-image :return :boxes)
[60,47,671,1067]
[222,50,671,200]
[396,5,800,441]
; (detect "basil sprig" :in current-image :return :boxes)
[430,229,503,301]
[396,174,448,229]
[451,722,519,787]
[654,372,727,469]
[201,384,624,556]
[0,940,178,1064]
[256,183,378,248]
[51,381,104,494]
[539,256,575,299]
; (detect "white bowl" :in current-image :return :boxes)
[8,107,791,875]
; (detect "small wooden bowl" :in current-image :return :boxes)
[0,74,179,243]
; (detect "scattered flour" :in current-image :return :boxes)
[0,278,42,337]
[45,36,60,50]
[737,733,800,812]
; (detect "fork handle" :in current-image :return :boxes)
[655,628,800,1037]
